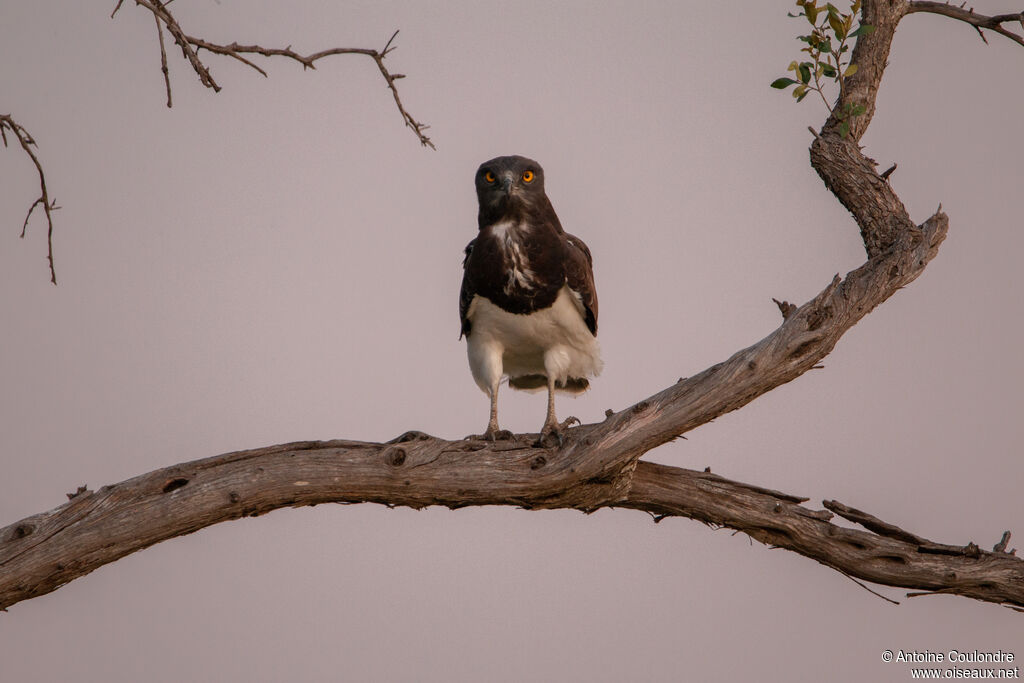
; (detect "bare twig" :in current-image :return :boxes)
[154,11,171,108]
[838,570,901,605]
[117,1,434,148]
[907,2,1024,47]
[1,115,58,284]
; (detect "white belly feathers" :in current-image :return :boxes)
[465,284,603,394]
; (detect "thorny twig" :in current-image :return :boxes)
[114,0,433,148]
[1,115,58,284]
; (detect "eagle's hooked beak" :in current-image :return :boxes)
[500,173,514,195]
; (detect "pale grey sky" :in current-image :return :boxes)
[1,2,1021,682]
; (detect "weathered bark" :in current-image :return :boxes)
[2,437,1021,611]
[3,0,1023,612]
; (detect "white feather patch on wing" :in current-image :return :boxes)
[465,285,603,395]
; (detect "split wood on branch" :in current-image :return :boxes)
[0,115,58,285]
[113,0,433,148]
[3,0,1022,612]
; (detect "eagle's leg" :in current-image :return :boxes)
[469,382,513,441]
[536,378,579,448]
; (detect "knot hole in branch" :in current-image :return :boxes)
[384,446,406,467]
[162,478,189,493]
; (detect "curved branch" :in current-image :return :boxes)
[907,2,1024,47]
[2,436,1021,611]
[621,464,1023,608]
[117,1,433,148]
[1,115,58,284]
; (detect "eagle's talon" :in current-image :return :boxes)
[534,426,564,448]
[466,428,514,442]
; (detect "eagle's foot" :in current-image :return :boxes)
[534,416,580,448]
[466,427,514,442]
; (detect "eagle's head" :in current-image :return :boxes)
[475,155,546,223]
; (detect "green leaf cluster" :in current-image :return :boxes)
[770,0,876,136]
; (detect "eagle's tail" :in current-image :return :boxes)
[508,374,590,394]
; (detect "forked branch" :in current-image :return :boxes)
[114,0,433,148]
[1,115,58,284]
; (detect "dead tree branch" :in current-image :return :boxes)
[2,438,1021,612]
[907,2,1024,47]
[2,0,1022,612]
[114,0,433,148]
[1,115,58,285]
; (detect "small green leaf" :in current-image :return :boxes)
[848,23,876,37]
[839,121,850,137]
[843,63,858,77]
[821,63,837,78]
[797,90,810,102]
[798,63,811,83]
[828,12,846,38]
[793,84,808,98]
[771,77,798,89]
[851,103,866,116]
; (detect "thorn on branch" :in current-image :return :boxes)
[66,485,90,500]
[382,29,400,55]
[880,163,897,180]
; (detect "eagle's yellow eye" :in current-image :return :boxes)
[522,170,535,183]
[484,171,496,183]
